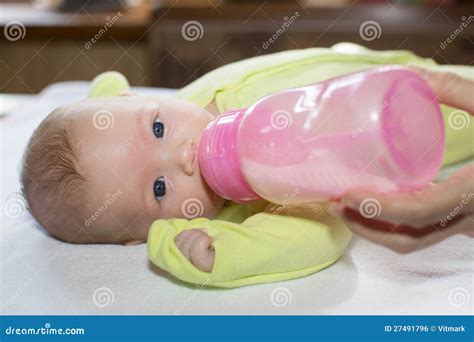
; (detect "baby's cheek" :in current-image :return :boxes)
[171,183,217,219]
[129,215,155,241]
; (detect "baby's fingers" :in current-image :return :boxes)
[189,234,215,273]
[174,229,215,272]
[174,229,202,259]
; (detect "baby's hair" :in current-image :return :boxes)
[20,104,89,243]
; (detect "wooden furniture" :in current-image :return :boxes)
[1,1,472,93]
[150,1,474,88]
[0,2,153,94]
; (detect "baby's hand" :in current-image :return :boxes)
[174,229,215,272]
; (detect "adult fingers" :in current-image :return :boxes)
[407,66,474,114]
[334,206,471,253]
[339,185,460,228]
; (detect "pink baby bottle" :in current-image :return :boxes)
[198,66,445,204]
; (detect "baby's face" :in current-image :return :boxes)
[73,94,225,244]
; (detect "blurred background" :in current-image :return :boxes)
[0,0,473,94]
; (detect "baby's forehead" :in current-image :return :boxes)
[74,97,135,114]
[82,96,163,118]
[71,98,134,128]
[69,95,169,148]
[71,98,148,175]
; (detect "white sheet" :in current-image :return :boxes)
[1,82,472,315]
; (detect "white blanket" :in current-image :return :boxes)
[1,82,472,315]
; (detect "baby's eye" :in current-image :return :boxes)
[153,176,166,201]
[153,118,164,138]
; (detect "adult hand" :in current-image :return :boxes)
[330,66,474,253]
[330,164,473,253]
[407,65,474,114]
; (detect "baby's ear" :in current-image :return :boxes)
[120,91,136,96]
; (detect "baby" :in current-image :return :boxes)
[22,93,223,271]
[21,43,473,287]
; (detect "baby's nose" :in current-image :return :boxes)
[178,138,197,176]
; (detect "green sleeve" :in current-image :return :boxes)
[147,205,351,288]
[435,65,474,167]
[176,42,436,112]
[88,71,130,97]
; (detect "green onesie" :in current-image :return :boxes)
[90,43,473,288]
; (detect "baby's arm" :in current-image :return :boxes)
[147,206,351,288]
